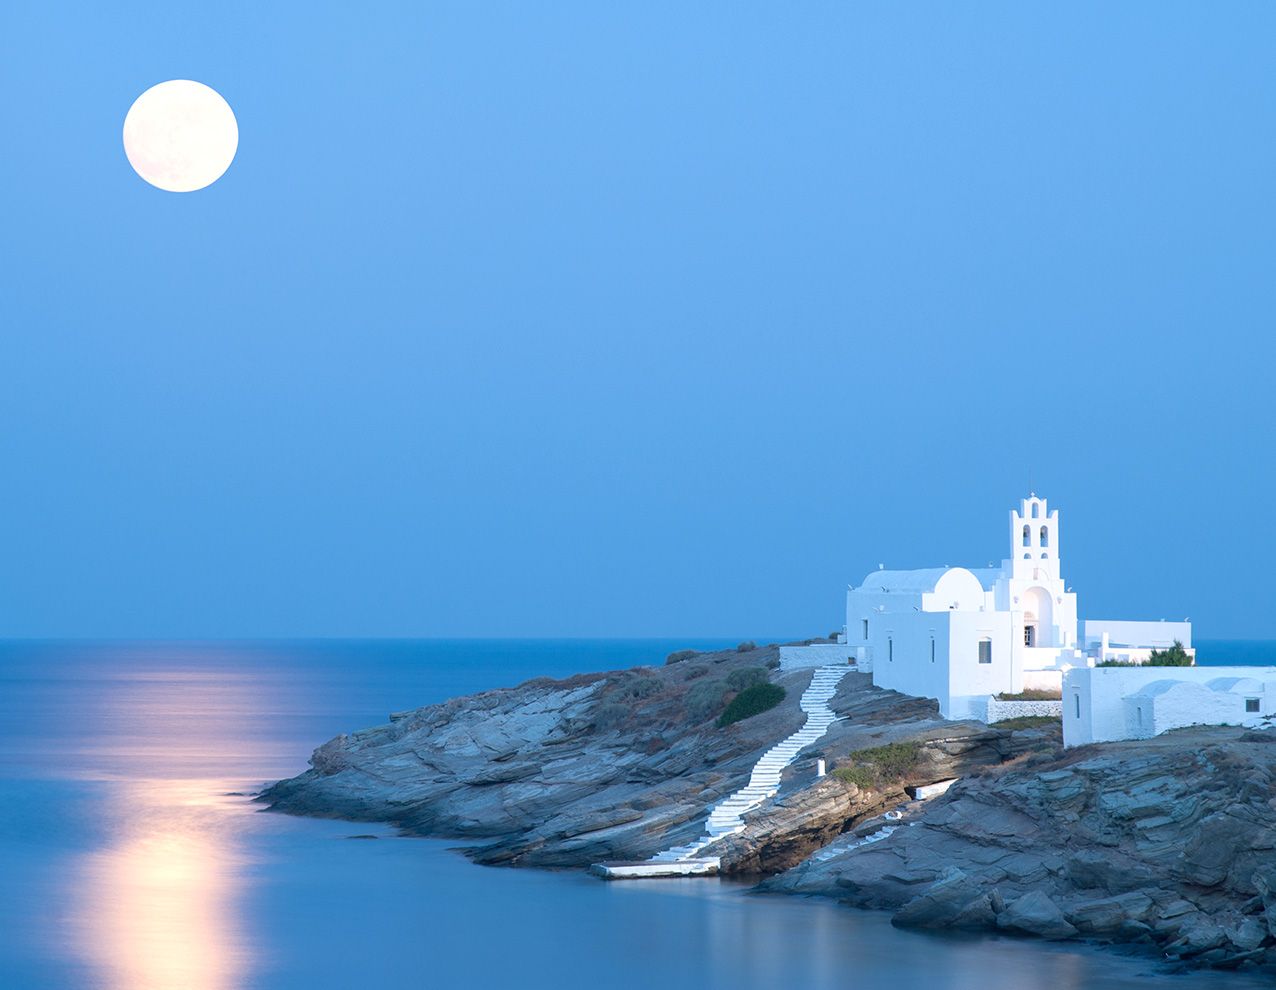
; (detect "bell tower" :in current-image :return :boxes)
[1010,493,1059,582]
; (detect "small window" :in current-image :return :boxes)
[1136,706,1143,725]
[1040,525,1049,547]
[1040,552,1048,559]
[862,618,869,640]
[1031,502,1039,519]
[1022,524,1031,547]
[1024,625,1034,647]
[1246,698,1260,713]
[1074,694,1081,719]
[930,637,936,663]
[977,639,992,664]
[1023,552,1030,559]
[888,637,894,662]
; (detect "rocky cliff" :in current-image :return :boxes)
[261,643,1015,867]
[765,725,1276,971]
[262,644,1276,972]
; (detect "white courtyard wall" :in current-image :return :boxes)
[1083,620,1192,649]
[1064,666,1276,746]
[985,697,1063,723]
[778,644,856,671]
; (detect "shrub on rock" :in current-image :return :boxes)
[717,683,786,727]
[687,679,729,721]
[726,666,769,692]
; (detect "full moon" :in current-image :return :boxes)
[122,80,238,192]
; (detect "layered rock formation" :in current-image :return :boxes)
[261,644,1006,867]
[766,726,1276,970]
[262,643,1276,972]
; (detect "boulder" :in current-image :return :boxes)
[1066,892,1153,935]
[1165,914,1227,957]
[996,891,1078,940]
[893,868,988,930]
[1225,917,1269,953]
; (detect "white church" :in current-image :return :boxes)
[781,495,1227,732]
[847,495,1091,720]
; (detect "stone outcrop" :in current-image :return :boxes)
[261,645,1017,868]
[262,642,1276,972]
[765,725,1276,971]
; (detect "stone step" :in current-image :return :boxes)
[642,665,851,868]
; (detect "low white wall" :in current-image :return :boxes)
[986,697,1063,723]
[1083,619,1192,649]
[1064,665,1276,746]
[1022,669,1064,692]
[778,644,855,671]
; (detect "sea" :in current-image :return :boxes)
[0,639,1270,990]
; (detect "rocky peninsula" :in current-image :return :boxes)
[261,642,1276,973]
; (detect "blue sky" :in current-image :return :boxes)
[1,3,1272,638]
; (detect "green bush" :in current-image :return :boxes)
[1098,640,1193,668]
[831,741,923,789]
[736,640,757,653]
[995,688,1061,701]
[611,675,662,700]
[682,664,710,681]
[717,683,786,727]
[726,666,769,692]
[1147,640,1194,666]
[831,766,876,788]
[666,650,698,665]
[590,702,630,731]
[687,679,729,721]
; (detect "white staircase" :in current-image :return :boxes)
[650,665,850,863]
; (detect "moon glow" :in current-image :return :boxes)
[123,80,238,192]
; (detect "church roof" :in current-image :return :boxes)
[857,565,1004,594]
[856,568,950,593]
[1128,679,1206,699]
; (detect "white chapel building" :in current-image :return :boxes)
[780,493,1276,741]
[773,493,1198,722]
[844,495,1086,719]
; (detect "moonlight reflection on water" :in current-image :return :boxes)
[0,640,1270,990]
[74,782,253,990]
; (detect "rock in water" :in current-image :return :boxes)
[997,891,1077,940]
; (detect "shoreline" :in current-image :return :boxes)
[260,641,1276,974]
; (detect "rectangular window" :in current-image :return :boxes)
[977,639,992,664]
[1246,698,1260,713]
[1074,695,1081,719]
[930,637,935,663]
[1136,706,1143,725]
[888,638,893,662]
[862,619,869,640]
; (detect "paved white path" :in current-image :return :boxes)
[650,665,850,863]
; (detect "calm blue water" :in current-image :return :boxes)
[0,639,1270,990]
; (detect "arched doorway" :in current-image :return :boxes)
[1022,586,1054,648]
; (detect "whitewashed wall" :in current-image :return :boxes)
[1083,619,1192,649]
[778,644,855,671]
[947,610,1014,720]
[867,613,953,716]
[1064,665,1276,746]
[985,697,1063,723]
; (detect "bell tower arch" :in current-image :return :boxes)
[1010,493,1059,582]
